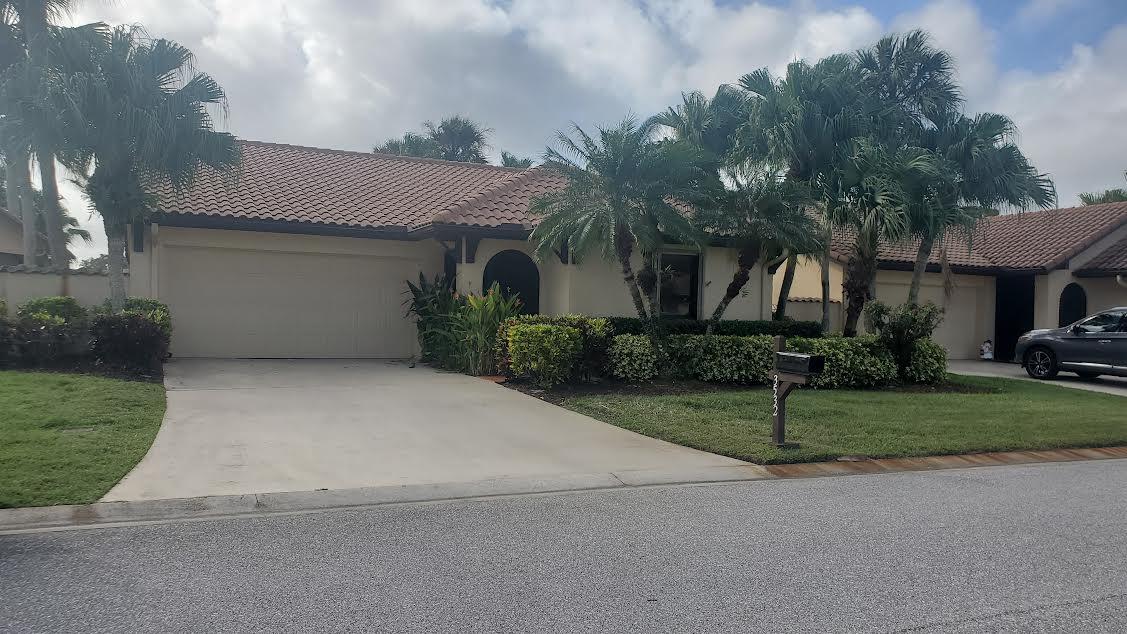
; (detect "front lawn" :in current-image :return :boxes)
[0,371,166,508]
[561,376,1127,464]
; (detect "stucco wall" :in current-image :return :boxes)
[0,215,22,258]
[772,255,844,303]
[0,270,114,311]
[457,238,770,320]
[871,269,996,360]
[1035,271,1127,327]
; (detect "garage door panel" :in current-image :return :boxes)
[161,245,419,358]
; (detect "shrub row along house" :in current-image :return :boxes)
[780,201,1127,359]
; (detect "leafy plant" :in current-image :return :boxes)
[507,324,582,388]
[90,313,169,371]
[666,334,774,384]
[16,296,86,323]
[790,335,899,389]
[0,316,12,363]
[903,338,948,384]
[864,300,945,379]
[12,312,74,365]
[496,314,610,380]
[608,335,659,381]
[448,283,522,375]
[404,273,463,365]
[94,297,172,337]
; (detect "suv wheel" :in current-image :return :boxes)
[1025,347,1059,379]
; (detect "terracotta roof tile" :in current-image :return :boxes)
[154,140,527,230]
[1075,236,1127,275]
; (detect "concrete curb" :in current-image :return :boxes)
[3,448,1125,534]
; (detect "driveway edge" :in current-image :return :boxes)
[3,448,1125,534]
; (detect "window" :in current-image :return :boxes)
[660,253,700,319]
[1074,310,1126,334]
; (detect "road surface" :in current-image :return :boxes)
[3,460,1126,632]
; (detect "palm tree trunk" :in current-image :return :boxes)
[907,233,935,305]
[842,235,879,337]
[614,228,648,322]
[820,223,832,332]
[35,151,67,269]
[772,252,798,321]
[706,242,759,334]
[5,147,37,264]
[105,220,128,311]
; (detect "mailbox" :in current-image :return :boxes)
[775,352,825,376]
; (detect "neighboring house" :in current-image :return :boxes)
[130,141,775,359]
[776,202,1127,360]
[0,208,23,266]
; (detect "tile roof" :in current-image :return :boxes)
[1075,236,1127,276]
[154,141,1127,275]
[154,140,532,231]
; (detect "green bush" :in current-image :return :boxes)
[497,314,610,380]
[790,335,898,389]
[17,296,87,323]
[607,316,822,338]
[608,334,658,381]
[666,335,774,384]
[0,316,12,362]
[12,312,76,365]
[864,300,944,379]
[90,312,169,371]
[447,283,522,375]
[404,273,463,366]
[507,324,582,388]
[95,297,172,337]
[903,338,948,384]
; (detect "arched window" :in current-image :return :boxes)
[1058,282,1088,327]
[483,250,539,314]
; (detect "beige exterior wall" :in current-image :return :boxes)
[772,255,844,303]
[870,269,996,360]
[0,270,113,312]
[1081,276,1127,313]
[0,215,22,258]
[457,238,770,320]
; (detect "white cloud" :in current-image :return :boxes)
[51,0,1127,261]
[1017,0,1084,27]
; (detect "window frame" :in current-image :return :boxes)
[658,249,703,320]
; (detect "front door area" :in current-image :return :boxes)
[995,275,1035,362]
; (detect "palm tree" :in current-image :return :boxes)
[530,117,712,348]
[906,112,1054,303]
[373,131,440,158]
[63,26,240,309]
[499,150,533,168]
[375,115,492,164]
[1079,172,1127,205]
[0,2,37,263]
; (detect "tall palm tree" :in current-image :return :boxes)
[373,131,440,158]
[1079,172,1127,205]
[906,112,1054,303]
[375,115,492,164]
[63,26,240,309]
[530,117,712,347]
[499,150,533,168]
[0,2,37,262]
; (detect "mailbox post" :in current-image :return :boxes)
[770,336,824,448]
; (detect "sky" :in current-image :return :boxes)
[58,0,1127,261]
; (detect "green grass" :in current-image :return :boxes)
[562,376,1127,464]
[0,371,166,508]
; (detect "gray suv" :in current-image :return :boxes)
[1016,307,1127,379]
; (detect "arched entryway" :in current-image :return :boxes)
[1058,282,1087,327]
[483,250,539,314]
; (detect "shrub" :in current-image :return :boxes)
[606,316,822,338]
[666,334,774,384]
[903,338,948,384]
[0,316,12,362]
[790,335,898,389]
[864,300,944,379]
[496,314,610,380]
[12,312,75,365]
[447,283,522,375]
[608,334,658,381]
[95,297,172,337]
[507,323,582,388]
[17,296,87,323]
[404,273,463,365]
[90,312,169,371]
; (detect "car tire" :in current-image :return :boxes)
[1024,346,1059,379]
[1076,371,1101,380]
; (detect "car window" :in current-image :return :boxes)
[1074,310,1126,333]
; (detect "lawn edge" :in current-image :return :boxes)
[2,447,1125,534]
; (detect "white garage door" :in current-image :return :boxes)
[161,245,420,358]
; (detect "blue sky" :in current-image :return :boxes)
[61,0,1127,259]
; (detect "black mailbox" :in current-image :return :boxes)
[775,352,825,376]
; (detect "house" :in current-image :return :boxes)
[127,140,774,358]
[776,202,1127,360]
[0,208,23,266]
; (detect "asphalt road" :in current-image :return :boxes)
[3,460,1126,633]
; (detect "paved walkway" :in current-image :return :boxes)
[105,359,751,501]
[949,359,1127,396]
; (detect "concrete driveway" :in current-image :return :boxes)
[105,360,750,501]
[949,360,1127,396]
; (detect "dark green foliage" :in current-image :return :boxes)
[404,273,463,366]
[608,334,659,381]
[94,297,172,336]
[789,335,899,389]
[12,312,76,365]
[0,316,12,362]
[904,339,948,384]
[507,324,583,388]
[606,316,822,338]
[666,334,774,384]
[16,296,86,323]
[864,300,944,380]
[90,313,169,371]
[496,314,610,380]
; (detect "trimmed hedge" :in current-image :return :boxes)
[666,334,774,384]
[90,312,170,371]
[16,296,87,323]
[606,316,822,338]
[789,335,898,389]
[902,338,948,384]
[608,334,658,381]
[95,297,172,337]
[497,314,610,379]
[12,312,76,365]
[507,323,583,388]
